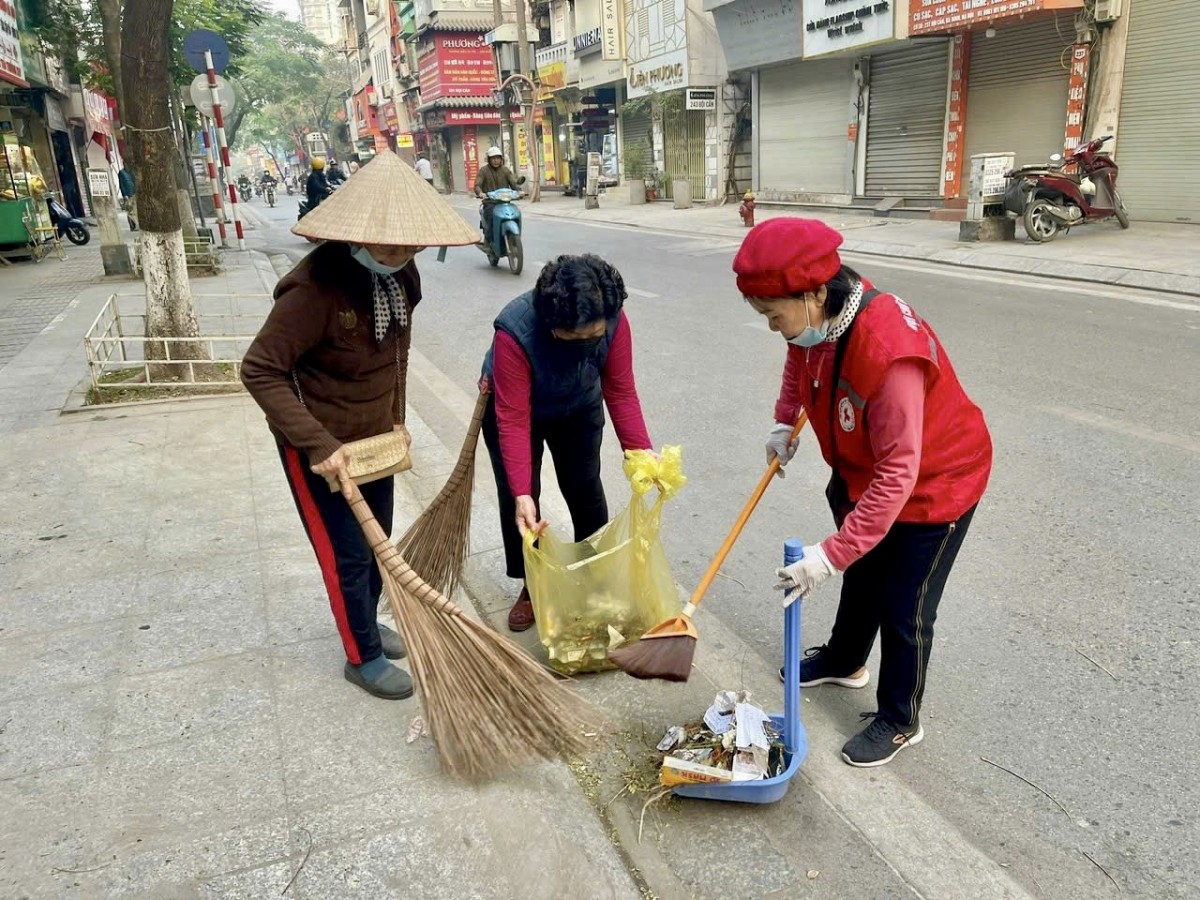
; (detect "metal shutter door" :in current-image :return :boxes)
[865,42,950,197]
[1117,0,1200,223]
[965,17,1072,167]
[620,106,653,177]
[449,130,466,194]
[759,59,850,194]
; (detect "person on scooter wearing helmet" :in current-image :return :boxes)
[306,157,331,209]
[474,147,522,242]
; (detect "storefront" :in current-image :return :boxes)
[575,0,622,189]
[863,42,950,198]
[909,0,1086,195]
[1115,0,1199,224]
[758,58,852,198]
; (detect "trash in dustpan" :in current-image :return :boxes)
[657,692,788,788]
[656,540,810,804]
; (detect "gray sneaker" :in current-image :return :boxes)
[343,660,414,700]
[379,622,407,659]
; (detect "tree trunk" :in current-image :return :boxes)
[513,0,540,201]
[122,0,206,373]
[98,0,125,120]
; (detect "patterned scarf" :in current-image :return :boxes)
[824,279,864,343]
[372,272,408,344]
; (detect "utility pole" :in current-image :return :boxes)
[492,0,514,162]
[512,0,540,200]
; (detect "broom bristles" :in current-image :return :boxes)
[608,635,697,683]
[393,391,489,597]
[352,485,599,782]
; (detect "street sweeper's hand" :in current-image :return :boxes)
[766,423,800,477]
[775,543,836,606]
[312,445,353,500]
[514,494,548,537]
[393,423,412,448]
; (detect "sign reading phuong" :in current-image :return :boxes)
[418,33,497,101]
[804,0,895,57]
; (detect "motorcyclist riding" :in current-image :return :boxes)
[306,157,331,209]
[259,169,278,189]
[237,172,253,201]
[474,147,522,240]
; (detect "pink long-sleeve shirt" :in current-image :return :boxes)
[776,343,927,571]
[493,311,652,497]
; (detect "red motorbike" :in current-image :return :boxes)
[1004,134,1130,242]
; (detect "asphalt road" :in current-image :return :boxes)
[250,193,1200,899]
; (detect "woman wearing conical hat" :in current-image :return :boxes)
[242,151,478,701]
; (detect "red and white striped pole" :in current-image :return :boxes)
[200,125,227,245]
[205,49,244,250]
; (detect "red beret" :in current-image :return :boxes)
[733,218,844,298]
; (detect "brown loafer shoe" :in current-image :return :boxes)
[507,587,535,632]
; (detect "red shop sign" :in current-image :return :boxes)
[910,0,1083,36]
[417,33,497,102]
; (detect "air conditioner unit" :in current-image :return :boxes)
[1094,0,1122,23]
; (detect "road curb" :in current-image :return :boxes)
[451,196,1200,300]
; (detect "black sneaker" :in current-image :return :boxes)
[778,645,870,688]
[841,713,924,767]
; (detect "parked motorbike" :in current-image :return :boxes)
[46,194,89,245]
[478,183,525,275]
[1004,134,1130,242]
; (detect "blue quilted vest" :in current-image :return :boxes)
[482,292,617,421]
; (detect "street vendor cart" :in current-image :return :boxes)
[0,133,62,264]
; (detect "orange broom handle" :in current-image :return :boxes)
[685,411,808,614]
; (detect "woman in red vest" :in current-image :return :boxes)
[734,218,992,768]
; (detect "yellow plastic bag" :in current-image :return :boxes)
[523,447,686,675]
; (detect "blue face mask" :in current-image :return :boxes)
[787,300,828,348]
[351,245,407,275]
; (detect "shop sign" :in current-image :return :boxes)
[574,27,602,56]
[804,0,895,58]
[910,0,1083,36]
[601,0,621,60]
[0,0,26,87]
[381,101,400,133]
[418,33,496,101]
[398,132,414,148]
[941,33,968,197]
[537,59,566,99]
[625,0,689,99]
[435,106,531,127]
[685,88,716,110]
[1063,43,1089,153]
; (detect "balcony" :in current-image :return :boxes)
[535,41,567,69]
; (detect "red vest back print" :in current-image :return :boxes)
[830,291,992,523]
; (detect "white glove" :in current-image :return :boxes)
[765,423,799,477]
[775,544,836,607]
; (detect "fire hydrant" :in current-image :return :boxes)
[739,190,756,227]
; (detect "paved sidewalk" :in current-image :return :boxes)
[447,192,1200,298]
[0,251,641,898]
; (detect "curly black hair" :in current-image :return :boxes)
[533,254,628,331]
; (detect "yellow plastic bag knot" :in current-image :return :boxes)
[623,445,686,500]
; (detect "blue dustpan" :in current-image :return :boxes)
[672,539,809,804]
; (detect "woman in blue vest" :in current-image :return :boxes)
[481,255,654,631]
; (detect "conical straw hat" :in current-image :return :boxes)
[292,150,479,247]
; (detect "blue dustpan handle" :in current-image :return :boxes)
[782,539,804,756]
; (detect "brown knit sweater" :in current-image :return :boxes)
[241,241,421,464]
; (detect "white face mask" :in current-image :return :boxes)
[787,300,828,347]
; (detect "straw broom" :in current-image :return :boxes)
[392,390,488,597]
[345,480,598,781]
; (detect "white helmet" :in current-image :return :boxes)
[486,147,503,159]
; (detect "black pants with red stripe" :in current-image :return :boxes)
[824,505,976,729]
[279,443,393,665]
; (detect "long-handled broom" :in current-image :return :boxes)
[608,412,809,683]
[392,389,489,597]
[346,479,598,781]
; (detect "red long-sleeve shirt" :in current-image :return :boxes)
[775,342,927,571]
[493,311,652,497]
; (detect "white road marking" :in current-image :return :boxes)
[627,287,659,299]
[1039,405,1200,454]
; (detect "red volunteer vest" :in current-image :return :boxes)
[827,290,992,523]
